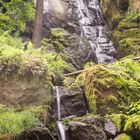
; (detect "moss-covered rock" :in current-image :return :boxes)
[114,133,132,140]
[100,0,140,58]
[0,105,52,140]
[65,116,107,140]
[107,114,128,132]
[124,115,140,140]
[72,59,140,115]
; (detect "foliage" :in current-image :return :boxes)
[73,59,140,114]
[84,61,95,68]
[0,32,47,78]
[41,28,74,75]
[0,105,41,138]
[129,100,140,115]
[0,31,24,49]
[108,114,127,131]
[0,31,72,78]
[0,0,35,32]
[45,52,71,74]
[124,115,140,140]
[115,133,132,140]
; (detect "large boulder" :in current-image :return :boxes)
[72,60,140,115]
[53,86,87,120]
[0,76,52,107]
[42,0,80,37]
[100,0,140,58]
[65,116,107,140]
[47,28,95,69]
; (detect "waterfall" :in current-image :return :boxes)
[56,86,61,120]
[76,0,116,64]
[55,86,66,140]
[57,121,66,140]
[44,0,49,13]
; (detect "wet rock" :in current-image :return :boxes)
[42,0,80,37]
[42,0,116,65]
[104,119,117,138]
[53,86,87,120]
[49,28,95,69]
[63,33,95,69]
[17,123,54,140]
[66,117,107,140]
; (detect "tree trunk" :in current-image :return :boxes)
[32,0,44,48]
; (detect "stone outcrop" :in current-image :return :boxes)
[63,31,95,69]
[53,86,87,120]
[49,28,95,69]
[42,0,116,64]
[65,116,119,140]
[100,0,140,58]
[42,0,80,37]
[17,123,54,140]
[0,76,52,107]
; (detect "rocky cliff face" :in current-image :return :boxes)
[0,76,52,107]
[100,0,140,58]
[42,0,116,65]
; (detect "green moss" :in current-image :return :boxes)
[63,114,101,125]
[123,29,140,38]
[108,114,127,131]
[63,77,76,87]
[118,12,140,30]
[118,21,137,30]
[124,115,140,140]
[84,61,95,68]
[50,28,68,39]
[0,105,46,138]
[53,40,65,51]
[115,133,132,140]
[74,59,140,114]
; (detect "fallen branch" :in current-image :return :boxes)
[64,56,140,77]
[64,70,83,77]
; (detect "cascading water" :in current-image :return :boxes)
[76,0,116,64]
[44,0,49,13]
[45,0,117,139]
[55,86,66,140]
[54,86,87,140]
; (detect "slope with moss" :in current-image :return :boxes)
[71,59,140,115]
[100,0,140,58]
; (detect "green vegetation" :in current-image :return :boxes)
[115,133,132,140]
[72,59,140,114]
[108,114,127,131]
[124,115,140,140]
[0,0,35,33]
[0,0,140,139]
[0,31,71,78]
[0,105,48,138]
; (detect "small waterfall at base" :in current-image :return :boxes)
[57,121,66,140]
[76,0,116,64]
[55,86,66,140]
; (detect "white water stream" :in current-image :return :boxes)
[76,0,116,64]
[55,86,66,140]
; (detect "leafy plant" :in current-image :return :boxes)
[0,105,39,137]
[0,0,35,32]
